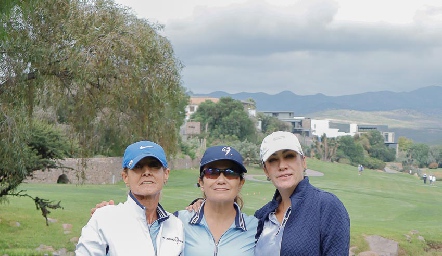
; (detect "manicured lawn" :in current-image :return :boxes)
[1,158,441,255]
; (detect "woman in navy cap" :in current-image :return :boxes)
[76,141,184,256]
[189,133,350,256]
[174,145,258,256]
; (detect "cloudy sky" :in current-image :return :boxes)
[113,0,442,96]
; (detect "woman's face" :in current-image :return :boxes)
[199,160,244,204]
[122,157,169,201]
[263,149,306,193]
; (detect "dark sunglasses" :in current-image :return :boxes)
[203,168,241,180]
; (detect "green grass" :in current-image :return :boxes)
[1,159,442,255]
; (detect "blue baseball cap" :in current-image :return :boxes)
[200,146,247,174]
[122,141,168,169]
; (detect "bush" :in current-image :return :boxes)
[428,162,438,169]
[338,158,351,165]
[363,157,386,170]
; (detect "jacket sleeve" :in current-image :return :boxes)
[320,194,350,256]
[75,213,108,255]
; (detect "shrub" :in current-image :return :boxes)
[338,158,351,165]
[363,157,386,170]
[428,162,438,169]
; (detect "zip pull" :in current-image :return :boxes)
[214,242,218,256]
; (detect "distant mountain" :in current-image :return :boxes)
[192,85,442,115]
[191,86,442,144]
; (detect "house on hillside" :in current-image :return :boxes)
[185,97,219,121]
[182,96,258,139]
[259,110,397,150]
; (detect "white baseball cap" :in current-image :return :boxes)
[260,131,304,162]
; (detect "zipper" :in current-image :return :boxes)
[206,221,231,256]
[214,241,218,256]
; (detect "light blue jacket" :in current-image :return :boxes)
[175,201,258,256]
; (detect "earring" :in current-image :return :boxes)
[164,180,168,185]
[266,176,271,181]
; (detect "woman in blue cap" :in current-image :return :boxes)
[76,141,184,256]
[174,145,258,256]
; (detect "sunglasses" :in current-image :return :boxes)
[202,168,241,180]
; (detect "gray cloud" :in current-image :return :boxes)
[162,1,442,95]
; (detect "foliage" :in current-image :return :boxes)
[336,136,364,165]
[1,0,188,158]
[179,137,201,160]
[398,136,413,152]
[256,112,291,134]
[368,145,396,162]
[409,143,430,168]
[311,134,338,162]
[359,130,396,162]
[228,140,260,165]
[28,121,76,171]
[8,190,64,226]
[361,157,386,170]
[191,97,257,143]
[428,145,442,167]
[0,119,73,199]
[0,108,31,200]
[1,0,188,196]
[428,162,438,169]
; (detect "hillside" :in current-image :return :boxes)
[309,109,442,145]
[192,86,442,144]
[194,85,442,115]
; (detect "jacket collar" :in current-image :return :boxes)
[128,191,169,223]
[189,199,248,231]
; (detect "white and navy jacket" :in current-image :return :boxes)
[76,193,184,256]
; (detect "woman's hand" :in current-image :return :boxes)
[90,200,115,216]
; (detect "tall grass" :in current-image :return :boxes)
[1,158,441,255]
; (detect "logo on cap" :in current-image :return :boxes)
[222,146,231,156]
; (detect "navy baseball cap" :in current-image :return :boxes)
[199,146,247,174]
[122,141,168,169]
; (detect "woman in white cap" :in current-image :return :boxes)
[254,131,350,256]
[174,145,258,256]
[76,141,185,256]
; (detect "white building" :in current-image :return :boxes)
[310,119,359,138]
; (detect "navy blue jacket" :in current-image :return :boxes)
[254,177,350,256]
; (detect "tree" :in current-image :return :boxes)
[398,137,413,152]
[312,134,338,162]
[0,119,74,200]
[409,143,430,168]
[360,130,396,162]
[336,135,364,165]
[1,0,188,194]
[428,145,442,167]
[257,112,291,134]
[191,97,257,143]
